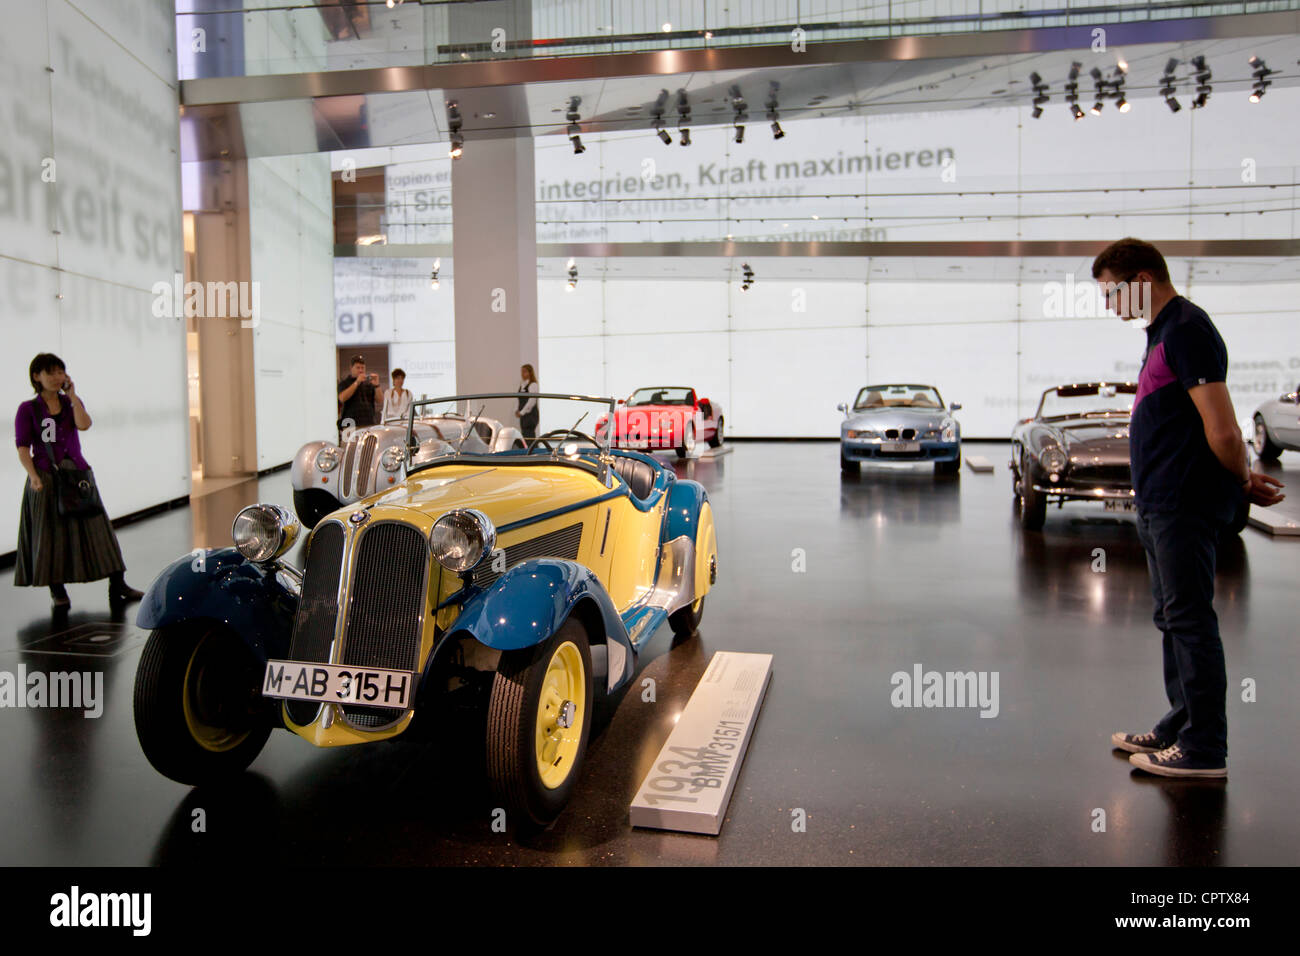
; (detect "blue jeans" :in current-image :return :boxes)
[1136,508,1228,761]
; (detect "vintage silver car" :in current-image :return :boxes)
[292,412,525,527]
[1252,384,1300,461]
[1010,382,1137,531]
[838,384,962,475]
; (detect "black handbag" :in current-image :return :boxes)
[31,402,103,518]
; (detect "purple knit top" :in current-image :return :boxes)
[14,395,90,473]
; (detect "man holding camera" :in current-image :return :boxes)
[338,355,381,433]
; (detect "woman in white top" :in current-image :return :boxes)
[515,364,539,439]
[382,368,412,422]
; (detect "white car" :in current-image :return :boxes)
[1252,385,1300,461]
[291,413,525,527]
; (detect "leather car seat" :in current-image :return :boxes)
[611,455,657,501]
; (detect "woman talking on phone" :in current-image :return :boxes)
[13,353,143,609]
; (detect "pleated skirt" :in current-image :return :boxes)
[14,470,125,586]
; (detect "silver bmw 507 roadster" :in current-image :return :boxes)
[838,384,963,475]
[292,410,525,527]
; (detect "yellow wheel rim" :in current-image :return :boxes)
[183,633,251,753]
[534,640,585,789]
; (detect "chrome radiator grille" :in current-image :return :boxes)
[472,522,583,588]
[282,519,428,729]
[341,439,357,497]
[355,435,378,496]
[285,522,345,726]
[339,521,428,728]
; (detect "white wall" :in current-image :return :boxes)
[248,155,338,470]
[345,86,1300,438]
[1,0,186,547]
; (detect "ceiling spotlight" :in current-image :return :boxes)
[447,101,463,159]
[1165,97,1181,113]
[734,124,745,143]
[1029,71,1043,86]
[1071,103,1085,120]
[1164,57,1179,76]
[1090,100,1103,115]
[566,258,578,290]
[679,126,691,146]
[740,262,755,291]
[1249,85,1268,102]
[430,258,440,290]
[567,121,585,153]
[1192,92,1208,109]
[656,124,672,144]
[1068,61,1082,81]
[1031,105,1043,119]
[729,85,748,143]
[765,81,783,140]
[1116,95,1130,113]
[1090,67,1103,82]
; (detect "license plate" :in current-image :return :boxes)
[880,441,921,453]
[1104,499,1136,512]
[262,660,414,710]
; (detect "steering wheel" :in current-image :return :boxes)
[529,429,601,454]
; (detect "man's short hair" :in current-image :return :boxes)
[1091,237,1170,283]
[350,355,365,364]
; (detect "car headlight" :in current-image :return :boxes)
[1041,446,1068,473]
[430,509,496,573]
[232,504,299,563]
[941,421,957,442]
[846,429,877,440]
[380,445,405,472]
[315,446,341,472]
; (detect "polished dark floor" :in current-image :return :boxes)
[2,444,1297,866]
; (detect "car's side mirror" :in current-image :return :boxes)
[617,399,625,405]
[950,402,962,411]
[837,403,847,412]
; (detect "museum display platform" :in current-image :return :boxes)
[1,443,1295,866]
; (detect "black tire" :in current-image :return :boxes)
[486,617,594,829]
[707,417,724,448]
[935,454,962,476]
[1253,415,1283,462]
[676,422,696,460]
[292,488,337,529]
[669,596,705,641]
[134,623,273,786]
[1019,457,1047,531]
[840,452,860,474]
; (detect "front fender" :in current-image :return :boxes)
[665,478,709,541]
[446,559,635,691]
[135,548,298,664]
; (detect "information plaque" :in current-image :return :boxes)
[630,651,773,835]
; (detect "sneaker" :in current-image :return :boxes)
[1111,731,1173,754]
[1129,743,1227,779]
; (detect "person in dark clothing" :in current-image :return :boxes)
[516,363,539,439]
[338,355,380,433]
[1095,238,1284,778]
[13,353,144,609]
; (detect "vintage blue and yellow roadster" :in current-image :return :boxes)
[133,394,718,827]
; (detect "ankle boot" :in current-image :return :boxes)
[49,583,70,609]
[108,572,144,605]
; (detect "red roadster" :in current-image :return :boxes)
[595,387,724,459]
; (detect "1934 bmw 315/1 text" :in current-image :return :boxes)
[132,394,719,827]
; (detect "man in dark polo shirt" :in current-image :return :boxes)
[337,355,380,433]
[1094,238,1284,778]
